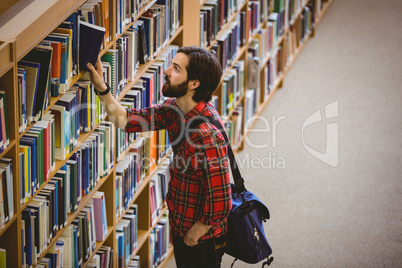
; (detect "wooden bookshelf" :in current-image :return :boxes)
[0,0,333,267]
[0,0,185,267]
[197,0,333,153]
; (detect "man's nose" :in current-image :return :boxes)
[164,65,172,75]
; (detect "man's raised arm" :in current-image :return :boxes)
[87,57,128,129]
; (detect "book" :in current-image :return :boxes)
[92,191,108,242]
[18,61,40,125]
[21,45,53,122]
[79,21,106,72]
[0,158,14,224]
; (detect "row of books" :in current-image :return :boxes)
[86,245,114,268]
[16,0,180,133]
[201,0,247,48]
[224,106,244,150]
[248,1,266,37]
[116,203,139,268]
[41,82,106,182]
[200,0,241,48]
[221,60,245,117]
[287,0,307,24]
[200,0,245,49]
[112,1,181,96]
[117,0,180,38]
[20,117,56,204]
[209,18,241,72]
[259,45,284,101]
[116,148,145,219]
[116,130,171,223]
[116,76,174,164]
[248,12,283,64]
[114,43,178,104]
[272,0,286,36]
[78,0,112,47]
[0,157,13,231]
[17,20,104,133]
[150,158,170,226]
[244,88,258,129]
[50,83,106,161]
[19,120,114,207]
[21,190,108,268]
[150,212,170,267]
[117,0,148,35]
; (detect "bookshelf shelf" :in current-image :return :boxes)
[0,0,87,61]
[0,40,13,76]
[0,212,17,237]
[0,140,16,159]
[136,229,149,255]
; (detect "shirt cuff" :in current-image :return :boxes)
[198,216,220,226]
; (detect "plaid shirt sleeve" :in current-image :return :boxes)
[191,125,232,230]
[124,100,176,133]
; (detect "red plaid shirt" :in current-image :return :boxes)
[124,99,232,240]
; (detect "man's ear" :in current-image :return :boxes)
[189,79,200,90]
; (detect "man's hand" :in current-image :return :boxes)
[87,57,108,93]
[184,221,212,246]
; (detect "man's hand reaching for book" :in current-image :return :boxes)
[87,57,108,93]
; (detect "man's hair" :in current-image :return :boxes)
[177,46,222,103]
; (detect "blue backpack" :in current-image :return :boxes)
[172,116,274,267]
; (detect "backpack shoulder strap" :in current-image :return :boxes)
[171,116,246,195]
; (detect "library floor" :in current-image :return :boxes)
[164,0,402,267]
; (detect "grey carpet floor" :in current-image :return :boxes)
[164,0,402,267]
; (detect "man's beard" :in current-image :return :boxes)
[162,77,189,98]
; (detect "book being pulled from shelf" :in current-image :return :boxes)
[79,21,106,72]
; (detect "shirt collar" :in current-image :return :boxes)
[184,101,206,122]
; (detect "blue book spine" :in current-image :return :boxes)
[48,180,59,229]
[22,209,32,267]
[73,227,79,268]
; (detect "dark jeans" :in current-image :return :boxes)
[172,235,227,268]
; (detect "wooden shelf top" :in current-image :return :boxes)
[0,0,86,61]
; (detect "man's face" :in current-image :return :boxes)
[162,53,190,98]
